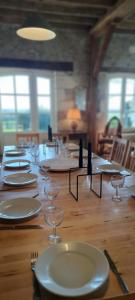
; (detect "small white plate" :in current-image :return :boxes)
[97,163,122,174]
[5,149,25,156]
[40,158,78,171]
[3,173,37,186]
[46,142,56,147]
[127,186,135,197]
[66,143,79,151]
[4,159,30,169]
[35,241,109,297]
[0,197,41,220]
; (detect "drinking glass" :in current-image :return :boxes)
[44,185,59,204]
[30,144,39,165]
[111,174,125,201]
[44,206,64,242]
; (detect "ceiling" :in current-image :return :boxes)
[0,0,135,36]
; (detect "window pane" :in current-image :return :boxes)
[125,79,135,94]
[123,112,135,128]
[2,114,16,132]
[0,76,14,93]
[108,96,121,110]
[109,78,122,94]
[37,77,50,95]
[125,95,134,103]
[16,96,30,111]
[15,76,29,94]
[17,113,31,132]
[38,96,51,131]
[1,95,15,112]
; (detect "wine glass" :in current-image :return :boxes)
[30,144,39,165]
[111,174,125,202]
[44,206,64,242]
[44,185,59,205]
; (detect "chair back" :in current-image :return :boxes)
[104,116,122,138]
[124,141,135,171]
[109,137,128,165]
[16,133,39,146]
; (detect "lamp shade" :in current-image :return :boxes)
[67,107,81,121]
[16,15,56,41]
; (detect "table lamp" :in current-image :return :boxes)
[67,106,81,132]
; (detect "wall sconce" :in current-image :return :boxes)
[67,106,81,132]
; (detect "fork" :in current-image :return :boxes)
[31,252,41,299]
[31,252,38,271]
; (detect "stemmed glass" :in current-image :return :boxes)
[44,206,64,242]
[111,174,125,201]
[44,185,59,205]
[30,144,39,165]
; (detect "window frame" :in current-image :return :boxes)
[0,67,57,133]
[107,73,135,130]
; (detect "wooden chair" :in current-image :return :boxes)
[97,116,122,158]
[109,137,129,165]
[16,132,39,146]
[123,141,135,171]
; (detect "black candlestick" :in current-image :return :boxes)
[79,139,83,168]
[87,142,92,175]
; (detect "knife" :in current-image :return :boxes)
[0,224,44,230]
[104,249,129,294]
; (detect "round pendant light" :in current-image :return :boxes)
[16,14,56,41]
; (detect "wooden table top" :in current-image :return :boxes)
[0,145,135,300]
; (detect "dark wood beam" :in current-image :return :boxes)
[93,25,114,78]
[91,0,135,36]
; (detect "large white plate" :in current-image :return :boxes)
[4,159,30,169]
[97,163,122,174]
[40,158,78,171]
[3,173,37,186]
[0,197,41,220]
[127,186,135,197]
[35,241,109,297]
[5,149,25,156]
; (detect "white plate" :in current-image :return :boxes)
[3,173,37,186]
[0,197,41,220]
[127,186,135,197]
[4,159,30,169]
[66,143,79,151]
[46,142,56,147]
[40,158,78,171]
[97,163,122,174]
[5,149,25,156]
[35,241,109,297]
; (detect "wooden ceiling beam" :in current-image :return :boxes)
[0,6,105,19]
[91,0,135,36]
[3,0,115,10]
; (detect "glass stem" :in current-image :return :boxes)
[116,187,118,197]
[52,226,56,236]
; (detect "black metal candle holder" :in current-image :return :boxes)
[69,167,102,201]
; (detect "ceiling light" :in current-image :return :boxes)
[16,14,56,41]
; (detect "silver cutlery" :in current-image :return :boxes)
[31,252,41,299]
[0,224,44,230]
[104,249,129,294]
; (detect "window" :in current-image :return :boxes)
[0,69,54,133]
[107,75,135,129]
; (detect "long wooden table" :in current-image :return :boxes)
[0,145,135,300]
